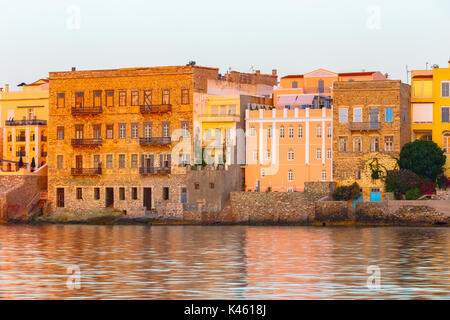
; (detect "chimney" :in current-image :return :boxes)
[272,69,277,77]
[71,67,76,72]
[5,84,9,92]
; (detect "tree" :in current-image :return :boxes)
[30,157,36,172]
[398,140,446,181]
[18,155,24,168]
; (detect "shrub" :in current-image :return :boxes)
[405,188,421,200]
[419,178,435,195]
[332,182,361,201]
[436,174,450,190]
[385,169,420,195]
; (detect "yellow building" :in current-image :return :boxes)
[411,61,450,175]
[0,79,49,172]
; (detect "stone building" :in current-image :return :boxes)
[332,80,411,203]
[47,65,276,216]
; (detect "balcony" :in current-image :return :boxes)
[140,105,172,113]
[139,166,171,175]
[71,168,102,176]
[71,107,103,115]
[16,136,26,142]
[7,136,12,142]
[349,122,381,131]
[41,136,47,142]
[16,151,26,157]
[139,137,171,145]
[5,119,47,126]
[71,138,103,147]
[41,151,47,157]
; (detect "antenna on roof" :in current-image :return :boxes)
[405,65,411,85]
[187,60,196,66]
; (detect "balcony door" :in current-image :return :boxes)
[369,108,379,130]
[75,155,82,174]
[75,92,84,108]
[75,125,84,139]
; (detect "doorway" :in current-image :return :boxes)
[105,188,114,208]
[143,188,152,211]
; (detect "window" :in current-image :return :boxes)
[298,125,303,138]
[93,91,102,107]
[57,126,64,140]
[442,81,450,97]
[413,80,433,98]
[131,90,139,106]
[412,103,433,123]
[76,188,82,200]
[57,155,64,168]
[119,154,126,168]
[370,136,379,152]
[162,187,169,200]
[261,169,265,178]
[442,107,450,123]
[250,126,256,136]
[162,122,170,137]
[385,108,393,123]
[94,155,101,168]
[318,79,324,93]
[253,150,258,161]
[265,149,271,161]
[93,124,101,139]
[288,126,294,138]
[339,108,348,123]
[403,109,407,123]
[106,90,114,107]
[94,188,100,200]
[327,124,332,138]
[144,90,152,106]
[288,149,294,160]
[194,183,200,190]
[119,91,127,106]
[327,148,332,159]
[288,170,293,182]
[56,188,64,208]
[106,155,113,168]
[181,121,189,137]
[321,170,327,181]
[385,136,394,152]
[75,92,84,108]
[268,126,272,138]
[144,123,152,138]
[211,106,219,116]
[75,124,84,139]
[228,105,236,115]
[131,154,138,168]
[57,93,65,108]
[443,132,450,153]
[316,125,322,138]
[353,136,362,152]
[280,125,285,138]
[119,187,125,200]
[132,188,138,200]
[181,89,189,105]
[353,108,362,122]
[162,89,170,104]
[316,148,322,159]
[339,136,348,152]
[292,81,298,88]
[131,123,139,138]
[118,123,126,139]
[106,124,114,139]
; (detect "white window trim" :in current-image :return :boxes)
[353,107,362,122]
[339,108,348,123]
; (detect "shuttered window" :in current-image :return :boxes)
[385,108,393,123]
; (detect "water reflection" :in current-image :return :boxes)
[0,225,448,299]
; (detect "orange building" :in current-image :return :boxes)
[245,68,386,192]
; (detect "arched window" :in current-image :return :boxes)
[443,132,450,153]
[298,125,303,138]
[288,170,293,182]
[267,126,272,138]
[321,170,327,181]
[316,148,322,159]
[280,125,285,138]
[316,125,322,138]
[288,149,295,160]
[327,124,332,138]
[250,126,256,136]
[288,126,294,138]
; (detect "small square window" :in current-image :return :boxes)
[194,183,200,190]
[94,188,100,200]
[163,187,169,200]
[132,187,138,200]
[210,183,215,189]
[76,188,83,200]
[119,187,125,200]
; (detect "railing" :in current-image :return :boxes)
[139,137,171,145]
[71,168,103,176]
[139,166,171,175]
[16,151,26,157]
[5,119,47,126]
[16,136,26,142]
[41,136,47,142]
[7,136,12,142]
[71,138,103,146]
[71,107,103,115]
[41,151,47,157]
[140,105,172,113]
[349,122,381,131]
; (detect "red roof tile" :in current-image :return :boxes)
[412,75,433,79]
[338,72,376,77]
[281,75,304,79]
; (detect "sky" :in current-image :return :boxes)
[0,0,449,89]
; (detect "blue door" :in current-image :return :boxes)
[181,188,187,204]
[353,194,363,209]
[370,188,381,202]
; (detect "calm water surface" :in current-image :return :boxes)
[0,225,448,299]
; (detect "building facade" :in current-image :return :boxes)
[0,79,49,172]
[411,61,450,175]
[333,80,411,203]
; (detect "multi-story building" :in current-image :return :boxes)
[411,61,450,175]
[47,65,276,215]
[244,68,386,192]
[333,80,411,203]
[0,79,49,172]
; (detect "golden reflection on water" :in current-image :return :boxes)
[0,225,448,299]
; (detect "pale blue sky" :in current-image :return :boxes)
[0,0,449,88]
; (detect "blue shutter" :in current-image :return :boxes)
[442,107,450,123]
[385,108,393,123]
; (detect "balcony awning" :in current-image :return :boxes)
[277,94,315,107]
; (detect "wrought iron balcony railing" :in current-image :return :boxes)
[71,138,103,146]
[71,168,103,176]
[139,166,171,175]
[16,136,26,142]
[349,122,381,131]
[5,119,47,126]
[139,137,171,145]
[71,107,103,115]
[140,104,172,113]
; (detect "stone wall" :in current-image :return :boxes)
[314,201,350,222]
[304,181,336,201]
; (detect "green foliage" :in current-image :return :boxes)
[368,158,387,181]
[332,182,361,201]
[266,186,272,192]
[18,155,24,168]
[405,188,421,200]
[436,174,450,190]
[385,169,420,195]
[31,157,36,169]
[398,140,446,181]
